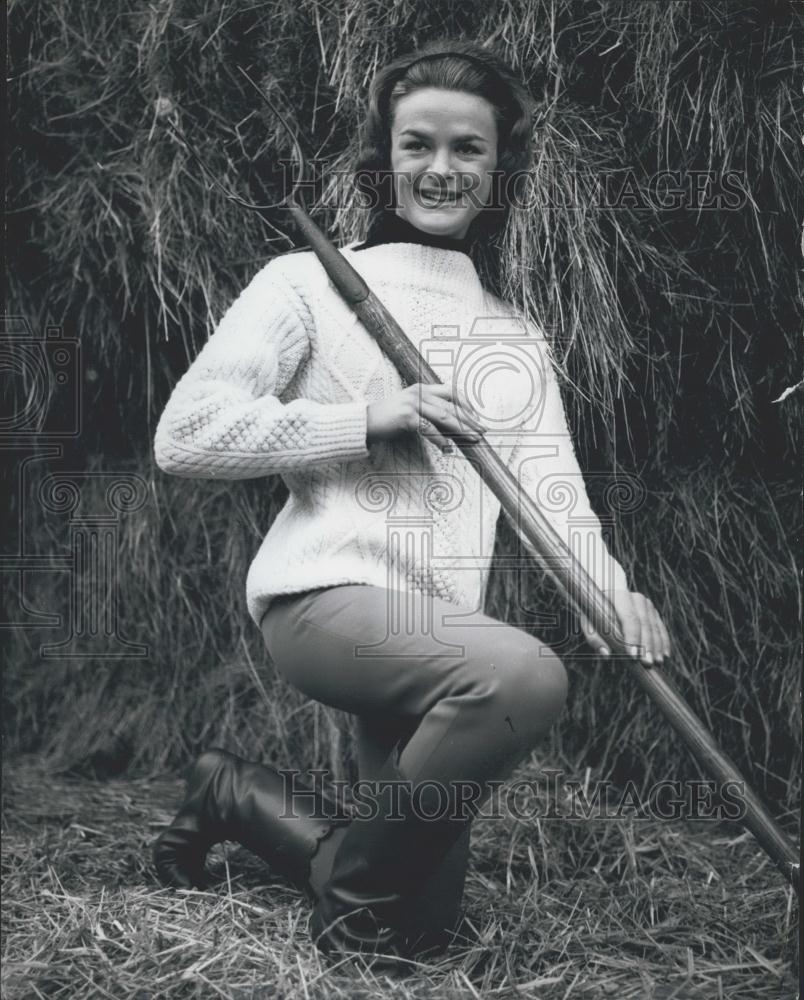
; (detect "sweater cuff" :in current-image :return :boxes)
[307,400,371,463]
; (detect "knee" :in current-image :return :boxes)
[493,643,568,743]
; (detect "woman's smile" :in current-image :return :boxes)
[417,186,463,208]
[420,187,458,203]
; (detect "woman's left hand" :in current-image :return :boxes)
[579,590,672,666]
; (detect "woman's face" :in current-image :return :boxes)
[389,87,499,240]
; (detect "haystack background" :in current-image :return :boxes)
[6,0,800,817]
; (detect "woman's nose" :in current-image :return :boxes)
[427,146,455,178]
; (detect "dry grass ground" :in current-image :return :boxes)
[2,754,797,1000]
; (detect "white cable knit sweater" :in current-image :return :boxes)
[154,241,629,628]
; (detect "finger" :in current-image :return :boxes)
[645,600,661,665]
[458,407,488,435]
[637,595,655,663]
[421,381,455,401]
[456,402,486,433]
[633,593,655,664]
[416,408,474,454]
[421,384,487,434]
[641,596,660,665]
[416,415,454,452]
[420,399,485,439]
[644,601,663,663]
[650,602,664,663]
[453,393,486,428]
[614,590,640,657]
[419,382,461,414]
[449,399,488,435]
[622,593,645,661]
[642,599,671,659]
[580,614,611,657]
[655,610,672,660]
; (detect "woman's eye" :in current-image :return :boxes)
[457,143,481,156]
[402,140,426,151]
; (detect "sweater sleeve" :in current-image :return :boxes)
[153,256,370,480]
[502,330,630,594]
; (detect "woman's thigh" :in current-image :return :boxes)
[260,583,562,723]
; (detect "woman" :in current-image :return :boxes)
[151,40,671,962]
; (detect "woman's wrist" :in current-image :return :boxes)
[365,403,373,446]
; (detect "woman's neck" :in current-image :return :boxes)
[354,211,473,255]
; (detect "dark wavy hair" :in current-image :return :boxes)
[353,39,536,300]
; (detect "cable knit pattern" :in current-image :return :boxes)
[154,242,629,627]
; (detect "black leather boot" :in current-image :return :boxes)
[152,748,349,895]
[310,741,473,960]
[398,823,471,953]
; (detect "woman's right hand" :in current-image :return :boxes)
[366,382,488,452]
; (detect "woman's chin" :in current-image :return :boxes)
[406,210,470,239]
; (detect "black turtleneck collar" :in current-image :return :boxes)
[354,211,473,255]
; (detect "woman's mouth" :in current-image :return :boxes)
[418,188,462,208]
